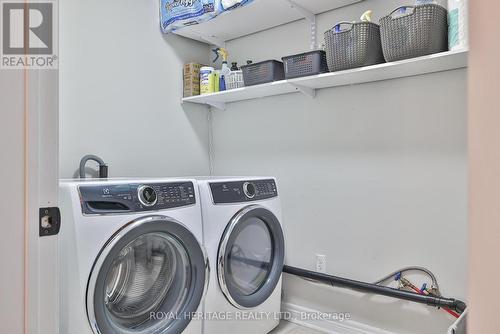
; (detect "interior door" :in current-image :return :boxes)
[87,216,207,334]
[217,205,285,309]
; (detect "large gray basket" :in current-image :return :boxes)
[324,21,385,72]
[380,4,448,62]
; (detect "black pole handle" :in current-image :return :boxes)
[283,265,466,314]
[79,155,108,179]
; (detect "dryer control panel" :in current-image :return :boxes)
[79,182,196,214]
[210,179,277,204]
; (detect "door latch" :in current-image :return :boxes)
[39,207,61,237]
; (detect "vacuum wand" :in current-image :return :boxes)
[282,265,467,314]
[79,155,108,179]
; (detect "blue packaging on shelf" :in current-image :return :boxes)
[220,0,254,12]
[160,0,221,33]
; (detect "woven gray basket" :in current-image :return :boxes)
[380,4,448,62]
[324,21,385,72]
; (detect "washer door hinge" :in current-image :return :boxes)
[39,207,61,237]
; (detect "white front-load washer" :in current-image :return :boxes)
[197,177,285,334]
[59,178,208,334]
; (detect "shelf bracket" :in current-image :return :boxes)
[290,83,316,98]
[206,101,226,111]
[285,0,315,21]
[284,0,317,50]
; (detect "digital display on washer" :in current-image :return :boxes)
[79,182,196,214]
[210,179,277,204]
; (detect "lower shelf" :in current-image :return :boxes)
[182,50,468,110]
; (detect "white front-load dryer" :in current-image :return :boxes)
[59,178,208,334]
[197,177,285,334]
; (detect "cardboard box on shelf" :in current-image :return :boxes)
[183,63,203,98]
[184,63,203,75]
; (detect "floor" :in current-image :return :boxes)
[271,321,325,334]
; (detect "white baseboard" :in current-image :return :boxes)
[281,303,396,334]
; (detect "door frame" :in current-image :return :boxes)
[26,69,60,334]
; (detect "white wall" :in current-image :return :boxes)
[58,0,467,332]
[213,1,467,333]
[59,0,211,178]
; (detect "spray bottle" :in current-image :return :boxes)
[213,48,231,91]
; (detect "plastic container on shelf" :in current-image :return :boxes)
[200,66,215,95]
[241,60,285,86]
[379,4,448,62]
[324,21,385,72]
[282,50,329,79]
[448,0,468,51]
[225,70,244,90]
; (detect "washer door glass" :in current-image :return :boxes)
[218,206,285,309]
[88,217,206,334]
[105,232,187,328]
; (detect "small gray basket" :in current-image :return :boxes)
[380,4,448,62]
[324,21,385,72]
[282,50,329,79]
[241,60,285,86]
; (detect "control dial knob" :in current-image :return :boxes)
[243,182,256,199]
[138,185,158,207]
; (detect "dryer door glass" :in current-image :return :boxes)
[218,206,285,309]
[227,217,272,295]
[87,217,207,334]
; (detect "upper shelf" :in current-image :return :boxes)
[173,0,363,46]
[182,50,468,110]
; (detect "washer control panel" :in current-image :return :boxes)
[210,179,277,204]
[79,182,196,214]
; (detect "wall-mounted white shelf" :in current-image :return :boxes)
[182,50,468,110]
[173,0,363,47]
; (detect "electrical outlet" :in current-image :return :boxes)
[316,254,327,273]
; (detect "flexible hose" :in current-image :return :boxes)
[373,266,440,291]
